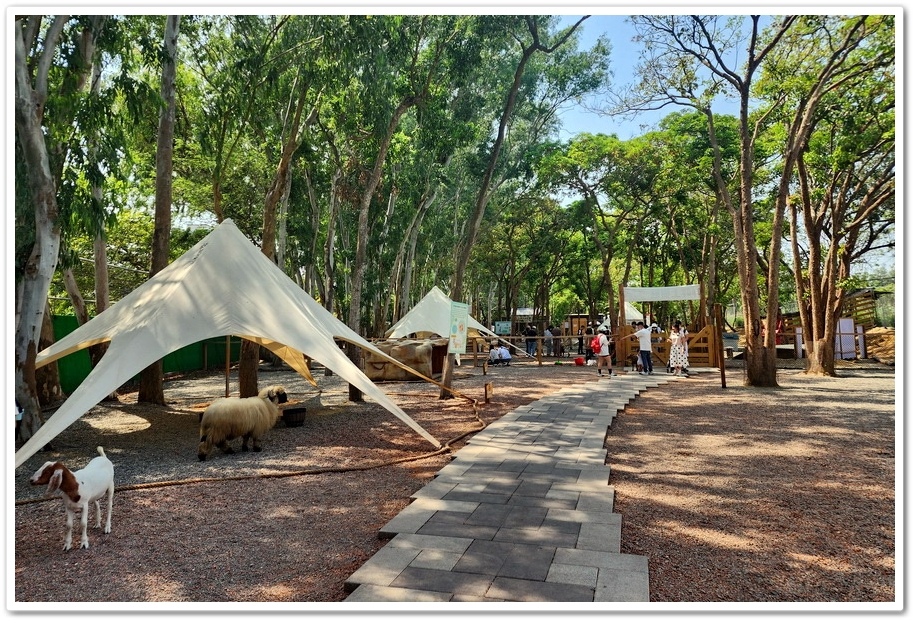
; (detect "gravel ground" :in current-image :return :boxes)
[11,353,897,611]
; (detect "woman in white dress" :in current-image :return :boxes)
[668,321,689,376]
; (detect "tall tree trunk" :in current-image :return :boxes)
[77,57,113,367]
[139,15,180,404]
[303,168,322,297]
[239,79,315,397]
[704,100,776,387]
[35,300,66,408]
[14,17,68,442]
[346,97,417,402]
[323,169,341,313]
[443,17,585,397]
[276,161,291,277]
[392,187,437,321]
[90,117,111,368]
[62,268,88,325]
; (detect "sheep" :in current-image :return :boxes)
[29,446,114,551]
[197,385,288,461]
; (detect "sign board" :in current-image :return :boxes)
[449,302,469,354]
[494,320,511,335]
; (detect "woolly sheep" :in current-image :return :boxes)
[197,385,288,461]
[29,446,114,551]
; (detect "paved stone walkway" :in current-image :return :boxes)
[344,370,702,602]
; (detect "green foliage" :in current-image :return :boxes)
[21,13,895,340]
[48,210,208,316]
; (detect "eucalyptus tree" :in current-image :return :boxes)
[14,15,156,441]
[757,15,895,375]
[448,16,592,301]
[293,15,492,399]
[233,15,334,397]
[653,111,742,321]
[437,15,605,396]
[138,14,181,404]
[469,189,574,328]
[180,15,288,227]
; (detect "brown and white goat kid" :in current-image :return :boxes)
[29,446,114,551]
[197,385,288,461]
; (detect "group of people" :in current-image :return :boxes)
[488,342,513,366]
[626,320,690,377]
[522,323,563,357]
[506,318,691,377]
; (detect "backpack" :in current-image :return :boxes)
[591,335,603,353]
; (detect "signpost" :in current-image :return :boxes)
[449,302,469,354]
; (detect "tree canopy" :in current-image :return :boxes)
[15,13,897,430]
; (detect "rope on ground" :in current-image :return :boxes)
[16,373,488,507]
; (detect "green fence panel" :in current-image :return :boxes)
[50,316,93,394]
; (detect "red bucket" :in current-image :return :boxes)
[574,357,585,367]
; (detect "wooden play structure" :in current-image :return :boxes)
[613,284,725,374]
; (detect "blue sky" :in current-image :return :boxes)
[555,14,655,140]
[554,13,748,141]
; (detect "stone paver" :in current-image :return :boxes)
[344,370,705,602]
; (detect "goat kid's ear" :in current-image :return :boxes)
[47,468,64,495]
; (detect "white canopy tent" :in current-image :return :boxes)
[16,219,440,468]
[385,286,526,357]
[385,286,494,340]
[598,301,644,331]
[615,285,702,329]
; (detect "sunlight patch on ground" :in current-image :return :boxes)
[788,551,854,572]
[687,435,821,458]
[655,520,759,551]
[141,575,185,600]
[84,413,150,434]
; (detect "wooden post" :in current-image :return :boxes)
[715,303,727,388]
[225,335,231,397]
[484,382,493,404]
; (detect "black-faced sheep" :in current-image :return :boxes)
[197,385,288,461]
[29,446,114,551]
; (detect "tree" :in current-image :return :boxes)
[237,16,327,397]
[14,16,105,441]
[441,15,592,397]
[314,15,487,400]
[758,15,895,375]
[538,133,663,321]
[624,15,801,387]
[138,15,181,404]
